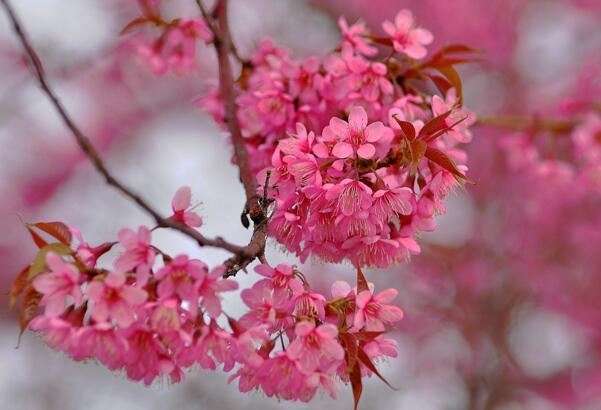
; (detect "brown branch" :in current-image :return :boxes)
[0,0,247,256]
[201,0,269,276]
[476,115,578,134]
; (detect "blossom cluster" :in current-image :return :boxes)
[13,187,402,402]
[198,11,475,267]
[125,1,213,75]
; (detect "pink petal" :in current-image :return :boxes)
[356,290,373,308]
[172,186,192,211]
[315,324,338,339]
[348,106,368,131]
[295,321,316,337]
[331,281,351,298]
[365,121,385,142]
[375,288,398,303]
[357,143,376,159]
[332,142,353,158]
[121,286,147,305]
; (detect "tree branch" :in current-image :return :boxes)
[199,0,269,276]
[0,0,247,256]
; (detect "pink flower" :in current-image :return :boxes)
[353,288,404,331]
[115,226,155,285]
[287,321,345,372]
[196,265,238,319]
[33,252,83,317]
[431,89,476,143]
[323,106,389,159]
[338,17,377,57]
[382,10,433,59]
[86,272,148,327]
[255,263,303,295]
[170,186,203,228]
[239,283,292,330]
[155,254,205,315]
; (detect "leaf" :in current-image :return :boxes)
[19,285,42,340]
[27,243,73,280]
[8,265,31,310]
[354,331,386,342]
[391,115,416,141]
[357,348,398,390]
[419,109,453,138]
[349,361,363,410]
[436,65,463,104]
[428,74,452,96]
[341,332,359,371]
[356,266,369,293]
[31,222,72,245]
[369,36,393,47]
[410,139,427,167]
[25,225,48,249]
[425,147,473,183]
[425,115,470,143]
[120,17,153,34]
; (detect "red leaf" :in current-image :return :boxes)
[356,266,369,293]
[369,36,393,47]
[8,265,30,310]
[32,221,72,245]
[391,115,416,141]
[341,332,359,371]
[410,139,427,167]
[436,65,463,103]
[425,147,473,183]
[425,115,470,143]
[357,348,398,390]
[26,226,48,249]
[428,74,452,96]
[354,331,386,342]
[349,362,363,410]
[19,285,42,340]
[419,109,453,138]
[120,16,153,34]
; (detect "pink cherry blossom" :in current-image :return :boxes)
[86,272,147,327]
[287,321,345,372]
[338,17,378,57]
[170,186,203,227]
[114,226,155,285]
[33,252,83,317]
[353,288,404,331]
[324,106,388,159]
[382,10,433,59]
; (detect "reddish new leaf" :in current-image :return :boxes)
[436,65,463,103]
[354,331,386,342]
[26,226,48,249]
[341,332,359,371]
[349,362,363,410]
[32,221,72,245]
[19,285,42,339]
[419,109,453,138]
[428,74,452,96]
[356,265,369,293]
[391,115,416,141]
[120,16,153,34]
[357,348,398,390]
[8,265,30,310]
[425,146,472,182]
[410,139,427,167]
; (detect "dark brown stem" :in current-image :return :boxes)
[203,0,269,276]
[0,0,246,256]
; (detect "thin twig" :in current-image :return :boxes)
[0,0,246,256]
[476,115,577,134]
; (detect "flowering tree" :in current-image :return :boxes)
[3,0,601,409]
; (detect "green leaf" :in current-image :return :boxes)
[27,243,73,280]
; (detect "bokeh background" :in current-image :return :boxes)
[1,0,600,409]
